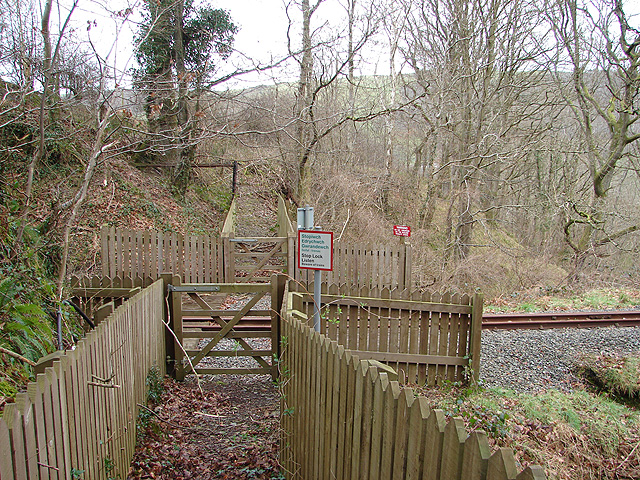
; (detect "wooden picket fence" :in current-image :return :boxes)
[295,242,412,290]
[70,274,156,326]
[279,282,546,480]
[0,280,166,480]
[290,283,482,386]
[101,226,224,283]
[100,226,412,289]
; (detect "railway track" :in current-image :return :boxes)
[483,310,640,330]
[185,310,640,332]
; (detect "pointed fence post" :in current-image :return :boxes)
[470,293,484,382]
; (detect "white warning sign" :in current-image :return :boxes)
[298,230,334,271]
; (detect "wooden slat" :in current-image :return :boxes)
[4,404,27,480]
[181,309,272,317]
[437,293,452,384]
[330,345,344,478]
[14,395,37,480]
[0,418,14,480]
[101,225,108,276]
[487,448,518,480]
[399,302,411,377]
[380,380,400,479]
[423,409,446,480]
[358,286,370,350]
[418,291,431,385]
[297,296,473,315]
[439,417,467,479]
[40,371,58,478]
[470,293,484,382]
[350,360,367,478]
[461,431,491,479]
[368,371,386,480]
[26,381,49,480]
[392,389,413,476]
[359,366,375,478]
[516,466,547,480]
[427,293,441,385]
[406,396,429,480]
[71,287,136,297]
[448,293,461,382]
[182,330,271,339]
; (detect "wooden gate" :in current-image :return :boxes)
[167,276,285,379]
[222,235,295,282]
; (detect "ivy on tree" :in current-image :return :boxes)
[134,0,237,196]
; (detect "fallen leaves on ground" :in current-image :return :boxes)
[129,375,281,479]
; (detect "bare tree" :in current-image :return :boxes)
[284,0,387,202]
[402,0,554,270]
[546,0,640,271]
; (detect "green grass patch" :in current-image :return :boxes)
[486,288,640,313]
[413,383,640,477]
[576,354,640,403]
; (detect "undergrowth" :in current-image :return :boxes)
[136,365,165,440]
[486,288,640,313]
[0,204,58,404]
[413,382,640,479]
[576,354,640,404]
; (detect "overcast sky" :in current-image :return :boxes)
[70,0,374,88]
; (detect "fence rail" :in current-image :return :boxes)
[0,280,166,480]
[290,283,482,386]
[279,283,546,480]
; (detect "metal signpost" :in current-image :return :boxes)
[297,206,334,332]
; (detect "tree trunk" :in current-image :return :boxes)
[295,0,317,201]
[172,0,192,197]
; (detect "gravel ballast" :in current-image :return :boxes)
[480,326,640,393]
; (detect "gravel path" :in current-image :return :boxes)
[480,326,640,393]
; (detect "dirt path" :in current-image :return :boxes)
[129,375,281,479]
[233,170,279,238]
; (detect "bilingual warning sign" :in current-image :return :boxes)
[298,230,334,271]
[393,225,411,237]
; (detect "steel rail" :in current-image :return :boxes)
[482,310,640,330]
[183,310,640,332]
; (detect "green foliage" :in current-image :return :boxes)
[424,384,639,460]
[517,389,638,456]
[0,120,36,166]
[0,283,53,361]
[451,401,509,438]
[193,181,232,212]
[136,406,162,440]
[486,287,640,313]
[576,354,640,403]
[0,379,18,397]
[0,207,57,375]
[282,407,295,417]
[136,366,165,440]
[103,456,119,480]
[145,365,164,405]
[70,468,85,479]
[134,0,237,84]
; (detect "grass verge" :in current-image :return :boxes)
[412,383,640,479]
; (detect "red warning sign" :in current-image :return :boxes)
[393,225,411,237]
